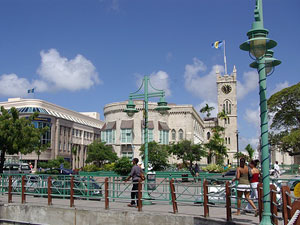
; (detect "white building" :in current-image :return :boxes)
[0,98,104,169]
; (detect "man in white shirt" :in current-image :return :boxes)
[274,161,280,178]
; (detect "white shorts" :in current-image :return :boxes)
[237,184,251,192]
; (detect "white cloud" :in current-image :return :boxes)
[237,71,258,100]
[136,71,171,97]
[244,107,260,129]
[37,49,101,92]
[0,74,32,97]
[270,81,289,95]
[184,57,223,102]
[239,136,259,152]
[195,101,218,118]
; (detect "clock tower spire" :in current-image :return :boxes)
[217,66,238,164]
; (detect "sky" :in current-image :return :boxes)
[0,0,299,150]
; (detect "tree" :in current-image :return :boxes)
[85,141,118,167]
[0,107,48,173]
[218,109,229,126]
[200,104,215,118]
[139,141,169,171]
[268,82,300,155]
[234,152,248,160]
[205,126,228,165]
[245,144,255,160]
[113,157,132,176]
[169,140,207,170]
[39,156,70,169]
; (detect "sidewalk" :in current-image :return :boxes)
[0,194,259,225]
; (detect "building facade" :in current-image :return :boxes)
[102,101,208,163]
[0,98,104,169]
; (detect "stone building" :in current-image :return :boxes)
[0,98,103,169]
[102,100,208,163]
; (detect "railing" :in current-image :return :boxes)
[1,174,300,225]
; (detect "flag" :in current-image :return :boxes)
[27,88,35,94]
[211,40,223,49]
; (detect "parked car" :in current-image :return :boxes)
[3,163,31,174]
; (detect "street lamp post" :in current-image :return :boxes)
[240,0,281,224]
[124,76,170,203]
[236,130,239,166]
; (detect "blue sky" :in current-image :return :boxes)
[0,0,299,150]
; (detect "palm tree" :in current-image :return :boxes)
[245,144,255,160]
[218,109,229,126]
[200,104,215,118]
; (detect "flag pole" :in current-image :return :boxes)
[223,40,228,75]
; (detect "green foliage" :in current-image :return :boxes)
[218,109,229,121]
[245,144,255,160]
[86,141,118,167]
[39,156,70,169]
[202,164,224,173]
[0,107,48,173]
[169,140,207,168]
[101,163,115,171]
[234,152,248,160]
[82,164,101,172]
[205,126,228,165]
[268,82,300,154]
[113,157,132,176]
[200,104,215,118]
[140,141,169,171]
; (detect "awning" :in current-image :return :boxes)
[101,121,116,130]
[120,120,134,129]
[158,121,170,131]
[141,120,154,129]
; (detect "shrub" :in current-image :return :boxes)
[101,163,115,171]
[83,164,101,172]
[202,164,224,173]
[113,157,132,176]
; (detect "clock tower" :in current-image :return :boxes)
[216,66,238,164]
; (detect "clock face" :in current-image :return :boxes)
[221,85,232,94]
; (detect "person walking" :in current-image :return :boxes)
[246,160,260,212]
[125,158,143,207]
[233,158,258,216]
[274,161,280,178]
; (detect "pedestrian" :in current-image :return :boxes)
[194,163,200,177]
[246,160,260,212]
[274,161,280,178]
[125,158,143,207]
[233,158,258,216]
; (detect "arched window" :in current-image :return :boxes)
[207,132,211,140]
[225,137,227,144]
[228,117,230,124]
[224,100,232,114]
[171,129,176,141]
[228,137,231,144]
[179,129,184,140]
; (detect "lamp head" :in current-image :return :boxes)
[240,28,277,59]
[250,50,281,75]
[124,99,139,117]
[154,97,171,114]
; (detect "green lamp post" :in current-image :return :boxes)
[240,0,281,224]
[124,75,170,203]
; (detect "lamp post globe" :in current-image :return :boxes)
[250,50,281,75]
[124,99,139,117]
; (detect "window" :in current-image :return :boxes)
[223,100,232,114]
[228,137,231,144]
[225,137,227,144]
[171,129,176,141]
[178,129,184,140]
[122,151,133,159]
[228,117,230,124]
[159,130,169,145]
[207,132,211,140]
[142,129,153,143]
[101,129,116,144]
[121,129,132,143]
[33,120,51,145]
